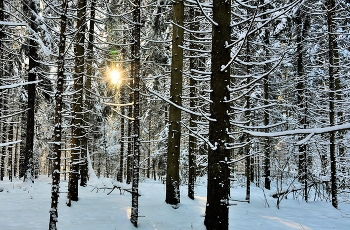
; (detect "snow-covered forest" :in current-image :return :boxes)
[1,0,350,229]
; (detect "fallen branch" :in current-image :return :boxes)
[90,185,141,196]
[271,183,314,199]
[107,185,140,196]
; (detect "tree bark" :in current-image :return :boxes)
[23,0,39,183]
[188,7,200,200]
[80,0,96,187]
[68,0,87,204]
[130,0,141,226]
[117,94,125,182]
[166,0,184,206]
[295,8,309,201]
[0,0,3,181]
[327,0,338,209]
[49,1,68,228]
[262,1,271,190]
[204,0,231,228]
[126,82,133,184]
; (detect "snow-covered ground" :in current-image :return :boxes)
[0,176,349,230]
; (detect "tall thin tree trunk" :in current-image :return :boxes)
[188,7,200,200]
[8,118,13,181]
[0,0,4,181]
[23,0,39,183]
[245,39,252,201]
[67,0,87,205]
[117,99,125,182]
[14,121,20,178]
[126,79,133,184]
[130,0,141,225]
[204,0,231,228]
[147,118,151,178]
[0,89,8,181]
[49,1,68,228]
[166,0,184,206]
[262,6,271,190]
[118,34,127,183]
[295,9,309,201]
[19,110,27,178]
[327,0,338,209]
[80,0,96,187]
[126,115,133,182]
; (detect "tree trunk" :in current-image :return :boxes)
[23,0,39,183]
[295,8,309,201]
[262,8,271,190]
[80,0,96,187]
[130,0,141,226]
[0,0,4,181]
[19,109,27,178]
[68,0,87,205]
[14,122,20,178]
[204,0,231,228]
[327,0,338,209]
[166,0,184,206]
[8,116,13,181]
[117,97,125,182]
[0,100,7,180]
[245,38,252,201]
[49,1,68,228]
[126,79,133,185]
[117,31,127,183]
[188,7,200,200]
[147,118,151,179]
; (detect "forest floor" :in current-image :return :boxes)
[0,175,350,230]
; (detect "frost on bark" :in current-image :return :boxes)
[204,0,231,228]
[67,0,87,205]
[166,0,184,207]
[49,1,68,229]
[130,0,141,226]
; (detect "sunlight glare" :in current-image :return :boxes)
[110,69,122,85]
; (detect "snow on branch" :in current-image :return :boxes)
[181,121,215,149]
[0,21,26,26]
[112,108,135,121]
[221,9,257,72]
[0,140,22,147]
[195,0,218,26]
[104,102,134,107]
[146,87,203,117]
[0,109,29,120]
[0,80,42,90]
[244,123,350,144]
[226,0,301,49]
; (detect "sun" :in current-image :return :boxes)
[110,69,121,84]
[107,67,123,86]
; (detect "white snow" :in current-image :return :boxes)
[0,176,349,229]
[0,80,42,90]
[0,140,22,147]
